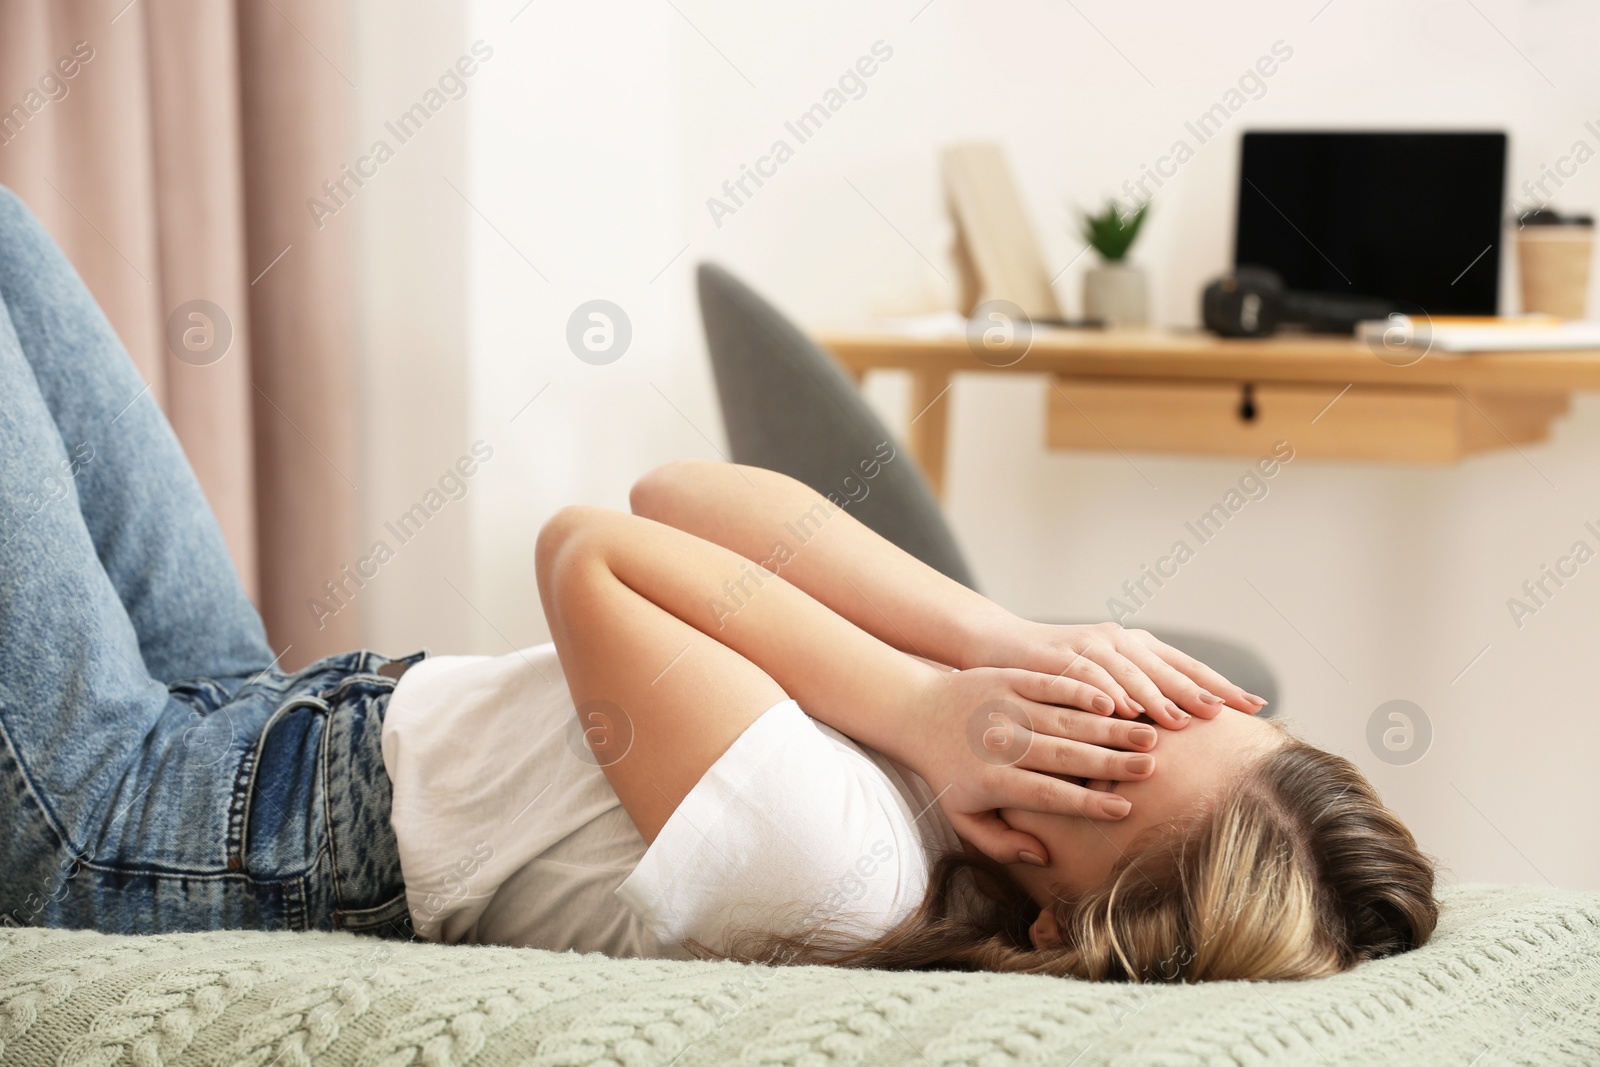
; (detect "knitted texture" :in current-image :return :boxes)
[0,885,1595,1066]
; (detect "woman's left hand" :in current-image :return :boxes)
[897,665,1162,866]
[968,619,1266,730]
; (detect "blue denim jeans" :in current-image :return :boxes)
[0,186,416,938]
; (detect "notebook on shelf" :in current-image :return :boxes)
[1356,315,1600,353]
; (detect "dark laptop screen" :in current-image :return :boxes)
[1234,131,1507,315]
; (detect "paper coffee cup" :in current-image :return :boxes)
[1518,220,1593,320]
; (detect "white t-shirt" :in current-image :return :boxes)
[379,642,961,959]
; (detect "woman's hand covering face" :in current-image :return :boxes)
[897,665,1164,866]
[972,620,1267,729]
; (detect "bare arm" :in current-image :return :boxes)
[630,460,1265,727]
[536,505,1156,863]
[631,457,1010,670]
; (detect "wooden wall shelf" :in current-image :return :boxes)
[818,326,1600,495]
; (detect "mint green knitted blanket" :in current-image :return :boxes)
[0,885,1594,1066]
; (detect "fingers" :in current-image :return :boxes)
[1121,630,1269,716]
[1007,670,1115,715]
[1017,699,1158,751]
[1139,631,1256,710]
[980,695,1157,781]
[1017,731,1156,784]
[949,810,1052,867]
[1077,644,1187,728]
[998,766,1132,821]
[1114,638,1220,720]
[1047,653,1141,718]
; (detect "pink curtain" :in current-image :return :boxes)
[0,0,361,667]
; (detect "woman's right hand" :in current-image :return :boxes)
[966,619,1267,728]
[893,666,1161,867]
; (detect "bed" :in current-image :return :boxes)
[1,884,1595,1066]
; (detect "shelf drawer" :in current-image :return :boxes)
[1046,377,1568,463]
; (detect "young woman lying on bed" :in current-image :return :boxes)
[0,183,1433,981]
[385,461,1438,982]
[451,463,1440,979]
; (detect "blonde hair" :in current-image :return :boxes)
[714,737,1438,982]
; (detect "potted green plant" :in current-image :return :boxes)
[1079,200,1150,327]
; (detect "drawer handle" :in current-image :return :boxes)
[1238,383,1258,423]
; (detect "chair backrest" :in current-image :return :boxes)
[696,263,978,589]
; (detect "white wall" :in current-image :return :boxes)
[359,0,1600,890]
[352,0,474,656]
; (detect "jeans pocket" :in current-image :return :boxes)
[233,695,330,878]
[320,678,409,930]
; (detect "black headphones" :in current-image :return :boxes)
[1201,266,1397,338]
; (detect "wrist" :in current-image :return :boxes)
[869,662,948,767]
[958,608,1031,670]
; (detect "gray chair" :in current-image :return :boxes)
[696,263,1278,709]
[697,263,976,587]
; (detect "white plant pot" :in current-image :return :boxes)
[1083,263,1149,327]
